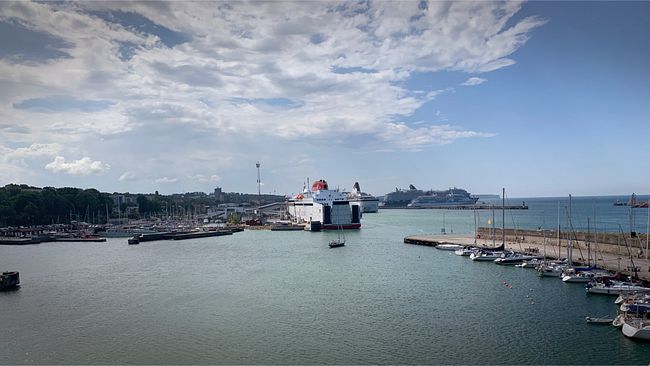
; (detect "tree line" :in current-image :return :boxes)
[0,184,114,226]
[0,184,287,227]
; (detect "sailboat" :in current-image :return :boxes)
[471,188,507,261]
[329,224,345,248]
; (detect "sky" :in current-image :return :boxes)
[0,1,649,198]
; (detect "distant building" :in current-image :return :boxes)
[213,187,225,201]
[111,194,136,206]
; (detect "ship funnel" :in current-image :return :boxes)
[353,182,361,193]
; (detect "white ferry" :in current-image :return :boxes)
[288,179,362,230]
[346,182,379,213]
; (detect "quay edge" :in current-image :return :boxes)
[404,231,650,281]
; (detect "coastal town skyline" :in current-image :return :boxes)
[1,1,649,197]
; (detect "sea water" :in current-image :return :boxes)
[1,197,649,364]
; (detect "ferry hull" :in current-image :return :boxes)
[322,223,361,230]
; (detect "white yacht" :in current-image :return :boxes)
[470,250,505,261]
[622,318,650,340]
[435,244,465,251]
[494,252,543,265]
[618,297,650,339]
[561,269,611,283]
[586,282,650,296]
[616,293,650,305]
[454,247,477,256]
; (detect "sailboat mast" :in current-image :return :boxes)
[543,229,547,260]
[492,205,495,247]
[501,188,505,247]
[473,210,477,245]
[568,194,573,267]
[557,201,561,259]
[587,217,591,266]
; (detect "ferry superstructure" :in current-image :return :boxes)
[346,182,379,213]
[287,180,362,230]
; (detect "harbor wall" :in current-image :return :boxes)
[476,227,648,248]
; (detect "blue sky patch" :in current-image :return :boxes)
[93,11,191,48]
[117,41,138,61]
[330,66,378,74]
[14,96,114,113]
[231,97,304,109]
[0,20,72,63]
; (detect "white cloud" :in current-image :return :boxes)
[45,156,109,175]
[378,124,497,151]
[189,174,221,183]
[0,1,545,190]
[118,171,137,181]
[154,177,178,183]
[461,77,487,86]
[3,143,62,162]
[0,1,542,145]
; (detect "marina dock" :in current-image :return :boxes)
[404,229,650,281]
[0,236,106,245]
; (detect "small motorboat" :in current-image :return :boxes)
[454,247,476,256]
[435,244,464,251]
[585,316,614,324]
[0,271,20,291]
[127,235,140,245]
[612,315,625,328]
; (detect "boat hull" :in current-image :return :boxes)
[539,271,562,277]
[587,286,650,296]
[562,276,592,283]
[585,317,614,324]
[622,322,650,340]
[471,255,502,261]
[436,244,464,251]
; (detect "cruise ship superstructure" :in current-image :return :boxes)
[380,184,427,208]
[407,188,478,208]
[288,180,362,230]
[346,182,379,213]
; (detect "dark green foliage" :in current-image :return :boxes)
[0,184,113,226]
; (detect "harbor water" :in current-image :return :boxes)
[1,198,650,364]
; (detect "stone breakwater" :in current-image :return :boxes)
[405,227,650,280]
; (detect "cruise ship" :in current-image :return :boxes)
[380,184,428,208]
[287,179,362,230]
[346,182,379,213]
[407,188,478,208]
